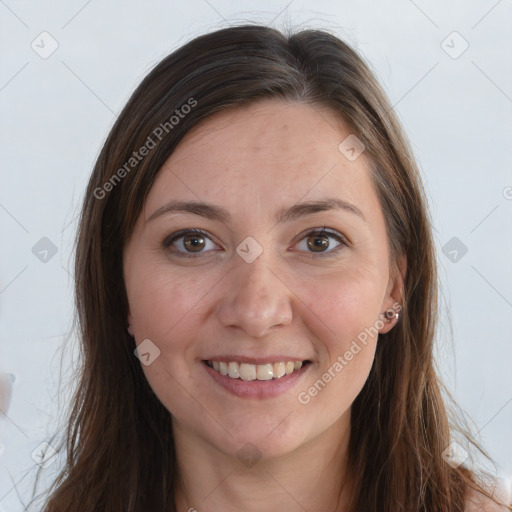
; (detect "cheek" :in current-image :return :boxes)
[126,263,210,419]
[297,266,384,349]
[126,261,220,405]
[294,268,383,406]
[126,256,220,342]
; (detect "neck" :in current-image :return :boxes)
[172,414,353,512]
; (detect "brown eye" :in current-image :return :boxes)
[162,229,218,258]
[307,234,330,252]
[294,228,347,256]
[183,233,205,252]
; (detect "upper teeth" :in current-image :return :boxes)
[210,360,303,380]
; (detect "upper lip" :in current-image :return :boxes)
[203,355,311,364]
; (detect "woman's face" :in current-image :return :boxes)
[123,99,404,460]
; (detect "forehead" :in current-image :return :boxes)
[144,99,381,227]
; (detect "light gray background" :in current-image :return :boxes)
[1,1,511,510]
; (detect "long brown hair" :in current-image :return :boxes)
[31,23,505,511]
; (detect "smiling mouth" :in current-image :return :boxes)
[204,360,311,381]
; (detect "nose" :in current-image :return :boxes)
[216,255,293,338]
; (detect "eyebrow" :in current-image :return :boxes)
[147,197,366,224]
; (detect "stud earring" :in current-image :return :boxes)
[384,309,400,321]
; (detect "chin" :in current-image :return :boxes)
[210,415,312,463]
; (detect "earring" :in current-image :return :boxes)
[127,324,133,334]
[384,309,400,321]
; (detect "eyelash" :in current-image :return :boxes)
[162,227,348,259]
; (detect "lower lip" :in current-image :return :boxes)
[202,361,311,399]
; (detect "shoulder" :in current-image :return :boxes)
[465,488,511,512]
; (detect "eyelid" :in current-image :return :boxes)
[292,226,349,246]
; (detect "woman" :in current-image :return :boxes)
[35,24,510,511]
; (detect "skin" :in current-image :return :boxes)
[123,99,406,511]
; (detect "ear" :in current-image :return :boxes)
[378,253,407,334]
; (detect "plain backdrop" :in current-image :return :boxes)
[1,0,511,509]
